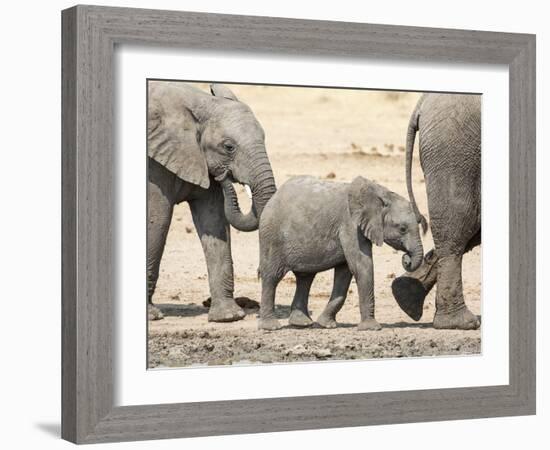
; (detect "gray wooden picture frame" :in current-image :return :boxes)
[61,5,536,444]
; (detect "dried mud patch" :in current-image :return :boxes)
[148,326,481,368]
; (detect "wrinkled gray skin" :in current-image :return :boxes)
[258,176,424,331]
[148,82,276,322]
[391,93,481,330]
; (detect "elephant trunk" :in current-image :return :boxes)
[249,155,277,219]
[402,236,424,272]
[220,179,260,231]
[220,153,276,232]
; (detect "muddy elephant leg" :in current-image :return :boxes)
[345,245,381,331]
[189,184,244,323]
[391,249,438,321]
[258,270,284,330]
[147,179,175,320]
[432,254,480,329]
[288,272,315,328]
[317,264,352,328]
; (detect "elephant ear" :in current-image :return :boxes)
[348,176,387,247]
[210,83,239,101]
[148,84,210,189]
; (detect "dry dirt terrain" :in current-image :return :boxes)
[148,84,481,368]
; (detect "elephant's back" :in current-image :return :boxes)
[419,93,481,150]
[418,93,481,185]
[266,176,349,216]
[263,176,349,222]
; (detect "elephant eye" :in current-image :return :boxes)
[223,141,237,153]
[399,224,408,234]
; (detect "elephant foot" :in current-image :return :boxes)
[288,310,314,328]
[433,307,480,330]
[258,317,282,331]
[208,300,245,323]
[316,314,338,329]
[391,276,427,321]
[148,304,164,321]
[357,319,382,331]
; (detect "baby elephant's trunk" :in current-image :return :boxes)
[402,237,424,272]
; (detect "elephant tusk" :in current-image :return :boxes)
[244,185,253,199]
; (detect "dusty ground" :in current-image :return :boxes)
[148,84,481,368]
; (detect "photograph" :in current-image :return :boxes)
[2,0,541,446]
[146,80,482,368]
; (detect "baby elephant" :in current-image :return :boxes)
[258,176,424,331]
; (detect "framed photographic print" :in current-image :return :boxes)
[62,5,536,444]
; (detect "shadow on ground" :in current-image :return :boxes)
[35,423,60,438]
[154,303,207,318]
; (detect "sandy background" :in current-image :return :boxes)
[148,84,481,368]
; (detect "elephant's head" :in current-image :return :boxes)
[148,81,276,231]
[348,176,424,272]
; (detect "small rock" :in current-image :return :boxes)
[148,304,164,321]
[185,226,193,233]
[314,348,332,358]
[199,331,210,339]
[287,344,308,356]
[168,348,181,358]
[325,172,336,179]
[387,272,396,279]
[258,354,274,363]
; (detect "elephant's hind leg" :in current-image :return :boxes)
[433,254,480,330]
[147,180,175,321]
[288,272,315,328]
[258,270,285,330]
[317,264,352,328]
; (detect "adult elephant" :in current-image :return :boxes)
[391,93,481,330]
[147,81,276,322]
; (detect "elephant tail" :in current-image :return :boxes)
[406,100,428,234]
